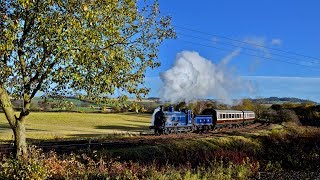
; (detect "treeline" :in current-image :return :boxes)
[0,98,161,113]
[270,103,320,126]
[8,99,83,111]
[233,100,320,126]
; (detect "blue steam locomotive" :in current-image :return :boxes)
[150,105,255,134]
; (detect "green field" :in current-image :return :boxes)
[0,112,151,141]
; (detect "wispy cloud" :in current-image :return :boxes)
[211,37,219,44]
[271,38,282,46]
[241,76,320,102]
[243,36,267,49]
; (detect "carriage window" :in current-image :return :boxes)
[228,114,231,118]
[232,114,234,118]
[223,114,225,118]
[219,114,222,119]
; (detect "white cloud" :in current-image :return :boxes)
[271,38,282,46]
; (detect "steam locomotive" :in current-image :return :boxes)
[150,105,255,134]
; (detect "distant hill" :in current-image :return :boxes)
[250,97,316,104]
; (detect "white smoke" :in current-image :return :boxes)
[159,50,252,104]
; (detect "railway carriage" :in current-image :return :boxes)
[202,109,256,128]
[242,111,256,124]
[215,110,245,127]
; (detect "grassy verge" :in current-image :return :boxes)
[98,123,320,178]
[0,146,258,180]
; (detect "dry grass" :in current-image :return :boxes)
[0,112,151,141]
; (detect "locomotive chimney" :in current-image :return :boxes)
[168,105,174,112]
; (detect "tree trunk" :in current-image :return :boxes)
[0,86,28,159]
[13,119,27,158]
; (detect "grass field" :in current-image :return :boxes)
[0,112,151,141]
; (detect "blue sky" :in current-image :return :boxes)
[144,0,320,102]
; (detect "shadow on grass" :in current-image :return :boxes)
[26,128,48,132]
[0,123,10,130]
[95,124,148,132]
[216,130,261,139]
[124,119,150,123]
[0,123,47,132]
[67,133,141,138]
[120,112,152,118]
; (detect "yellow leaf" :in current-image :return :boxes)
[83,5,88,11]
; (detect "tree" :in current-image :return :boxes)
[233,99,254,111]
[252,102,267,119]
[174,101,186,111]
[271,104,282,111]
[0,0,175,158]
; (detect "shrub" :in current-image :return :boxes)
[0,146,258,179]
[0,147,50,180]
[263,109,299,124]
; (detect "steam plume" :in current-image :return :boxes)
[159,50,252,104]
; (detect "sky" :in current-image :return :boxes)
[143,0,320,103]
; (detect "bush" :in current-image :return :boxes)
[278,109,299,124]
[262,109,299,124]
[0,147,50,180]
[0,146,258,179]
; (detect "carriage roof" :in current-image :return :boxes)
[214,109,244,113]
[213,109,255,113]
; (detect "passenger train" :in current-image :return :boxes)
[150,105,255,134]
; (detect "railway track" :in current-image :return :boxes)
[0,122,270,155]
